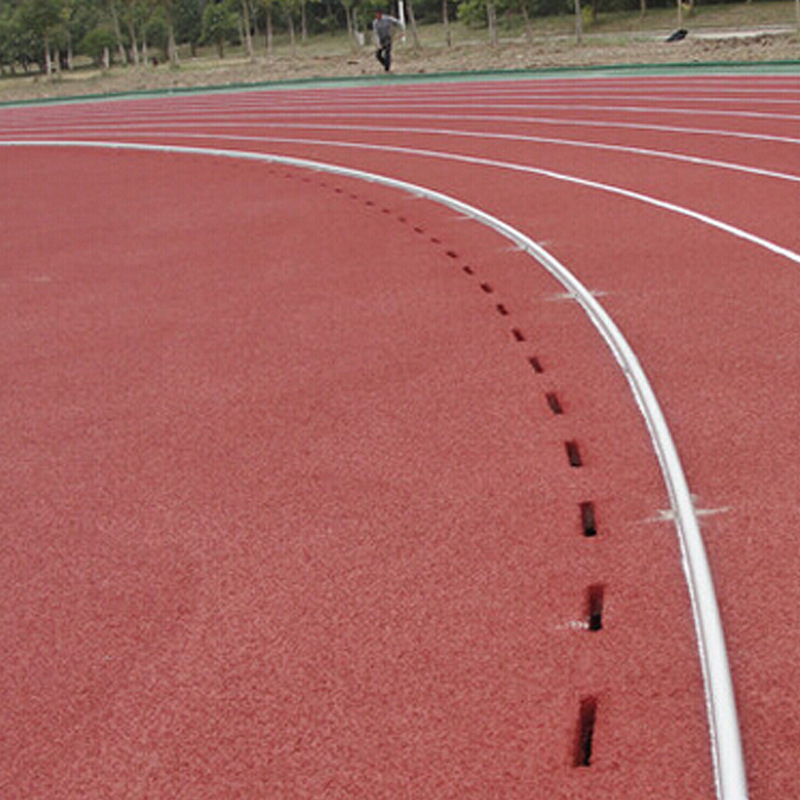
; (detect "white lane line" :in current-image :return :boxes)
[5,93,800,129]
[69,130,798,266]
[28,121,797,185]
[5,105,800,149]
[0,138,750,800]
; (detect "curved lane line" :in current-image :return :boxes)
[6,110,800,148]
[3,121,799,185]
[91,132,799,266]
[0,139,749,800]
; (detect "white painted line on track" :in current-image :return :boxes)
[6,110,800,149]
[34,122,797,185]
[0,138,750,800]
[105,131,800,266]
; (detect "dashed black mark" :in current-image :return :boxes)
[546,392,564,415]
[512,328,526,342]
[565,440,583,467]
[586,585,605,632]
[574,697,598,767]
[496,304,509,316]
[580,502,597,538]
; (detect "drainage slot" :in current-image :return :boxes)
[529,356,544,373]
[512,328,526,342]
[463,265,474,275]
[480,282,493,293]
[586,585,605,632]
[574,697,598,767]
[580,502,597,537]
[546,392,563,415]
[565,440,582,467]
[496,303,509,316]
[446,250,458,259]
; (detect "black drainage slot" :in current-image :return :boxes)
[480,282,493,294]
[574,697,598,767]
[586,585,605,632]
[529,356,544,373]
[496,303,509,316]
[446,250,458,259]
[546,392,563,415]
[463,265,474,275]
[565,441,582,467]
[580,502,597,538]
[512,328,526,342]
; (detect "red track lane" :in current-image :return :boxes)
[2,72,800,799]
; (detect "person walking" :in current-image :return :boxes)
[373,10,405,72]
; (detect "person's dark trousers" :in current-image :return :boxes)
[375,39,392,71]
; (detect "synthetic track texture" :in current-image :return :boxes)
[2,71,800,799]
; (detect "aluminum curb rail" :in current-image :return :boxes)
[0,139,750,800]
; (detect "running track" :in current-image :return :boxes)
[2,70,800,799]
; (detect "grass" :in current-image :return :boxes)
[1,1,798,102]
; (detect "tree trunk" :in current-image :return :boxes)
[44,33,52,75]
[487,0,497,46]
[301,0,308,41]
[639,0,646,18]
[442,0,451,46]
[266,5,274,53]
[574,0,583,43]
[344,5,357,51]
[520,0,533,46]
[404,0,420,50]
[127,20,140,65]
[168,20,179,65]
[287,9,296,56]
[110,2,128,65]
[242,0,254,59]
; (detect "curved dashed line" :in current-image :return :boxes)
[0,139,748,800]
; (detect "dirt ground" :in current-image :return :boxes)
[1,27,798,104]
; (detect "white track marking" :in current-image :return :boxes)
[7,110,799,151]
[27,121,797,185]
[116,131,800,266]
[0,138,749,799]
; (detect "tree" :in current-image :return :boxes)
[17,0,66,74]
[201,0,237,56]
[80,24,115,63]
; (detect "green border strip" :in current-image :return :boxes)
[1,56,799,109]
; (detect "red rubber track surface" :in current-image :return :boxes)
[2,73,799,799]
